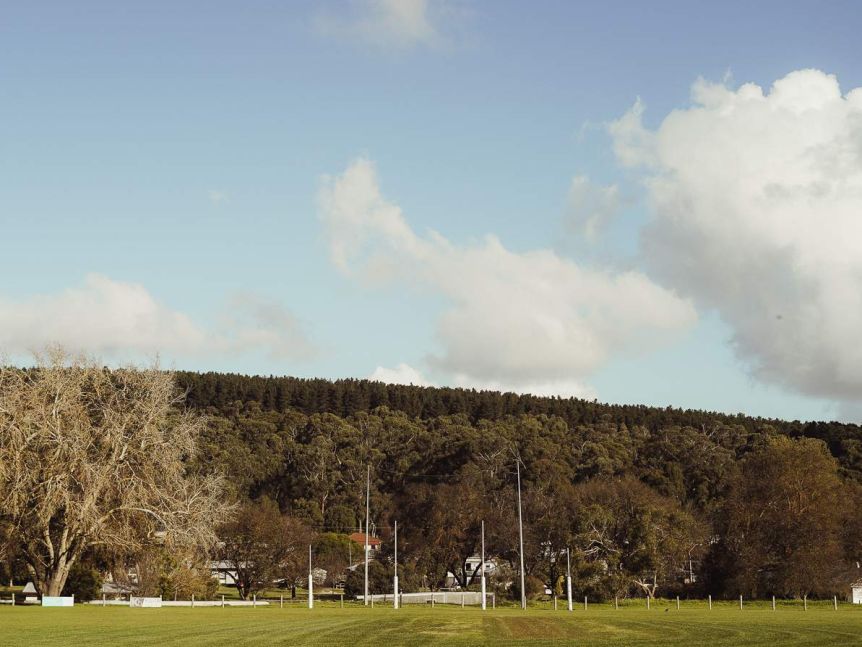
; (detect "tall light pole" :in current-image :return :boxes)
[364,465,370,606]
[481,520,487,611]
[308,544,314,609]
[516,459,526,610]
[393,520,399,610]
[566,547,573,612]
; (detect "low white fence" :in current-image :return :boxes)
[86,597,269,607]
[359,591,490,606]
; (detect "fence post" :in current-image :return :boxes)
[676,596,680,611]
[492,593,496,609]
[804,595,807,611]
[253,594,257,608]
[772,596,775,611]
[191,594,195,608]
[102,593,106,607]
[553,596,557,611]
[584,596,588,611]
[739,594,742,610]
[280,594,283,609]
[834,595,838,611]
[12,592,15,606]
[221,595,225,608]
[431,596,435,609]
[371,594,374,608]
[341,593,344,608]
[646,596,650,610]
[708,595,712,610]
[614,596,618,610]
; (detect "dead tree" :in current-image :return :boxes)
[0,347,232,596]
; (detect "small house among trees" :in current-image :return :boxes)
[349,532,381,554]
[853,578,862,604]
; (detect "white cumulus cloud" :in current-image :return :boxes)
[0,274,314,363]
[319,159,696,398]
[369,363,434,387]
[611,69,862,403]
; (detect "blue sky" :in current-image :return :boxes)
[3,0,862,422]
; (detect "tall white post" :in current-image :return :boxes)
[480,520,487,611]
[516,459,526,610]
[393,520,399,610]
[364,465,370,606]
[308,544,314,609]
[566,548,573,612]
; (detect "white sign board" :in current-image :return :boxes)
[130,596,163,608]
[42,596,74,607]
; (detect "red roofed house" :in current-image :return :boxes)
[349,532,381,554]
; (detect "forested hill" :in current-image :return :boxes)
[175,371,862,598]
[175,371,860,462]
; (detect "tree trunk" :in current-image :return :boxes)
[29,554,75,597]
[40,563,73,597]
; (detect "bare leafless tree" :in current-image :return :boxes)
[0,347,232,596]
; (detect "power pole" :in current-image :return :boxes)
[516,458,526,610]
[308,544,314,609]
[566,547,573,612]
[481,520,487,611]
[393,520,399,610]
[365,464,370,606]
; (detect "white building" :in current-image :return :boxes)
[210,560,238,586]
[852,579,862,605]
[443,557,498,589]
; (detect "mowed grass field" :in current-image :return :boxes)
[2,601,861,646]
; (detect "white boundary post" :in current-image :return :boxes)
[364,465,370,606]
[516,459,526,610]
[308,544,314,609]
[566,548,573,612]
[393,520,399,610]
[481,520,487,611]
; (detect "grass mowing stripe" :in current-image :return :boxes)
[2,604,861,646]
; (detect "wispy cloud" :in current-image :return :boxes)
[0,274,315,363]
[314,0,461,50]
[208,189,228,205]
